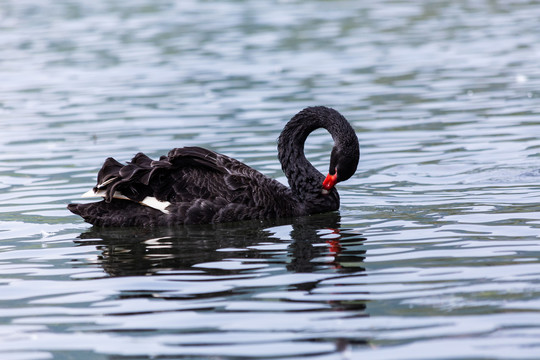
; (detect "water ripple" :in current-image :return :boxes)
[1,0,540,359]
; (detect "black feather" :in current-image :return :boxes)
[68,107,359,227]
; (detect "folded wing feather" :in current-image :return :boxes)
[81,188,171,214]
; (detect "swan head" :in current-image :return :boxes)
[322,140,359,193]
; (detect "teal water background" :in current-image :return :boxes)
[1,1,540,359]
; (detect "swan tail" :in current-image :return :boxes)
[67,200,166,227]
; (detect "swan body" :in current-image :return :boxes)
[68,106,359,227]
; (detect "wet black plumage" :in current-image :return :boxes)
[67,106,359,227]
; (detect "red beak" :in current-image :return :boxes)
[322,172,338,190]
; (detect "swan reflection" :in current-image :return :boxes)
[76,213,366,277]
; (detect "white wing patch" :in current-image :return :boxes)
[139,196,171,214]
[82,189,171,214]
[82,189,128,200]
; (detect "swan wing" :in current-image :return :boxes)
[82,147,284,216]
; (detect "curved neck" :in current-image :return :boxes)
[277,107,350,199]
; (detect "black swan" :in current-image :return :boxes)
[67,106,359,227]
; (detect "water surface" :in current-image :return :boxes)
[1,0,540,359]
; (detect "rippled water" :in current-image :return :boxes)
[1,0,540,359]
